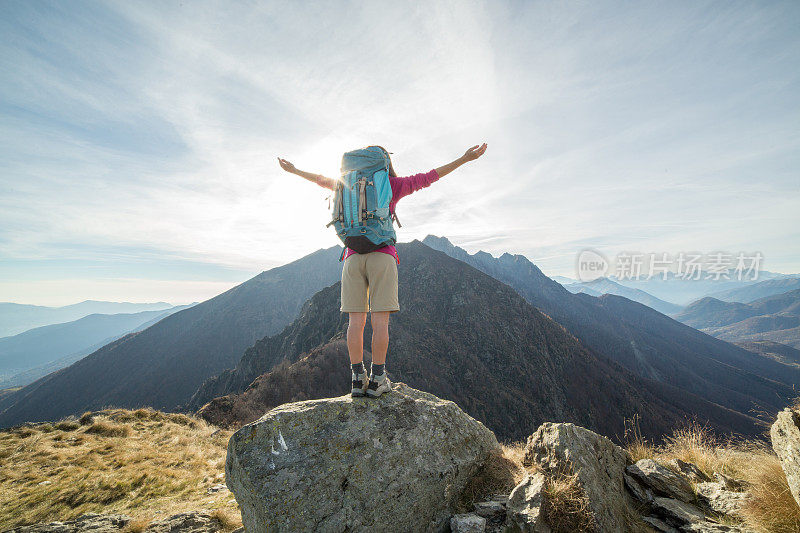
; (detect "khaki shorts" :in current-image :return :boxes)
[340,251,399,313]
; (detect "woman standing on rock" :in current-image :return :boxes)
[277,143,487,399]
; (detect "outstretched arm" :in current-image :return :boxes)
[434,143,488,178]
[277,157,336,190]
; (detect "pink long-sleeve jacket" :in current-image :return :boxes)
[342,168,440,264]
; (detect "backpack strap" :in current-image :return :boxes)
[339,247,346,262]
[326,183,344,227]
[359,178,368,220]
[356,179,364,224]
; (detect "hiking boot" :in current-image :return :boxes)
[351,371,368,397]
[366,373,392,398]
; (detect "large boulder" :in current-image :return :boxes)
[770,406,800,506]
[521,422,639,533]
[225,382,499,532]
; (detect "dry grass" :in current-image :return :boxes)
[624,415,657,464]
[456,441,529,512]
[84,420,132,438]
[121,518,151,533]
[457,441,597,532]
[625,420,800,533]
[541,471,596,533]
[739,448,800,533]
[210,508,242,530]
[0,408,241,531]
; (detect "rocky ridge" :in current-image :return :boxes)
[450,428,756,533]
[10,387,800,532]
[223,383,766,532]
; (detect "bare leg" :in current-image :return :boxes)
[370,311,390,365]
[347,312,367,364]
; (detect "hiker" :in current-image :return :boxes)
[277,143,487,398]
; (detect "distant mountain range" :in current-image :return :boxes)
[0,301,174,338]
[707,278,800,303]
[1,237,795,440]
[562,278,681,315]
[196,242,759,442]
[552,272,798,306]
[0,305,193,389]
[549,275,577,285]
[422,236,798,420]
[0,246,343,426]
[675,289,800,350]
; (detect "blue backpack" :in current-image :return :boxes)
[327,146,400,259]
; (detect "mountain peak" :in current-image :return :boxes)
[421,234,455,249]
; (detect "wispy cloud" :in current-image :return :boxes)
[1,0,798,304]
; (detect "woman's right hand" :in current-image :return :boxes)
[277,157,296,173]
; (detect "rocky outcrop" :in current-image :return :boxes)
[522,422,637,532]
[4,514,130,533]
[666,459,711,483]
[695,480,748,516]
[626,459,695,503]
[225,382,499,533]
[472,494,509,532]
[625,459,751,532]
[651,497,706,526]
[771,406,800,506]
[3,512,225,533]
[501,422,753,533]
[450,513,487,533]
[143,512,225,533]
[505,473,552,532]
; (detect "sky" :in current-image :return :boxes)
[1,0,799,306]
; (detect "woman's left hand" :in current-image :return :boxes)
[463,143,488,161]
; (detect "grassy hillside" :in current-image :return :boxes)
[0,409,241,531]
